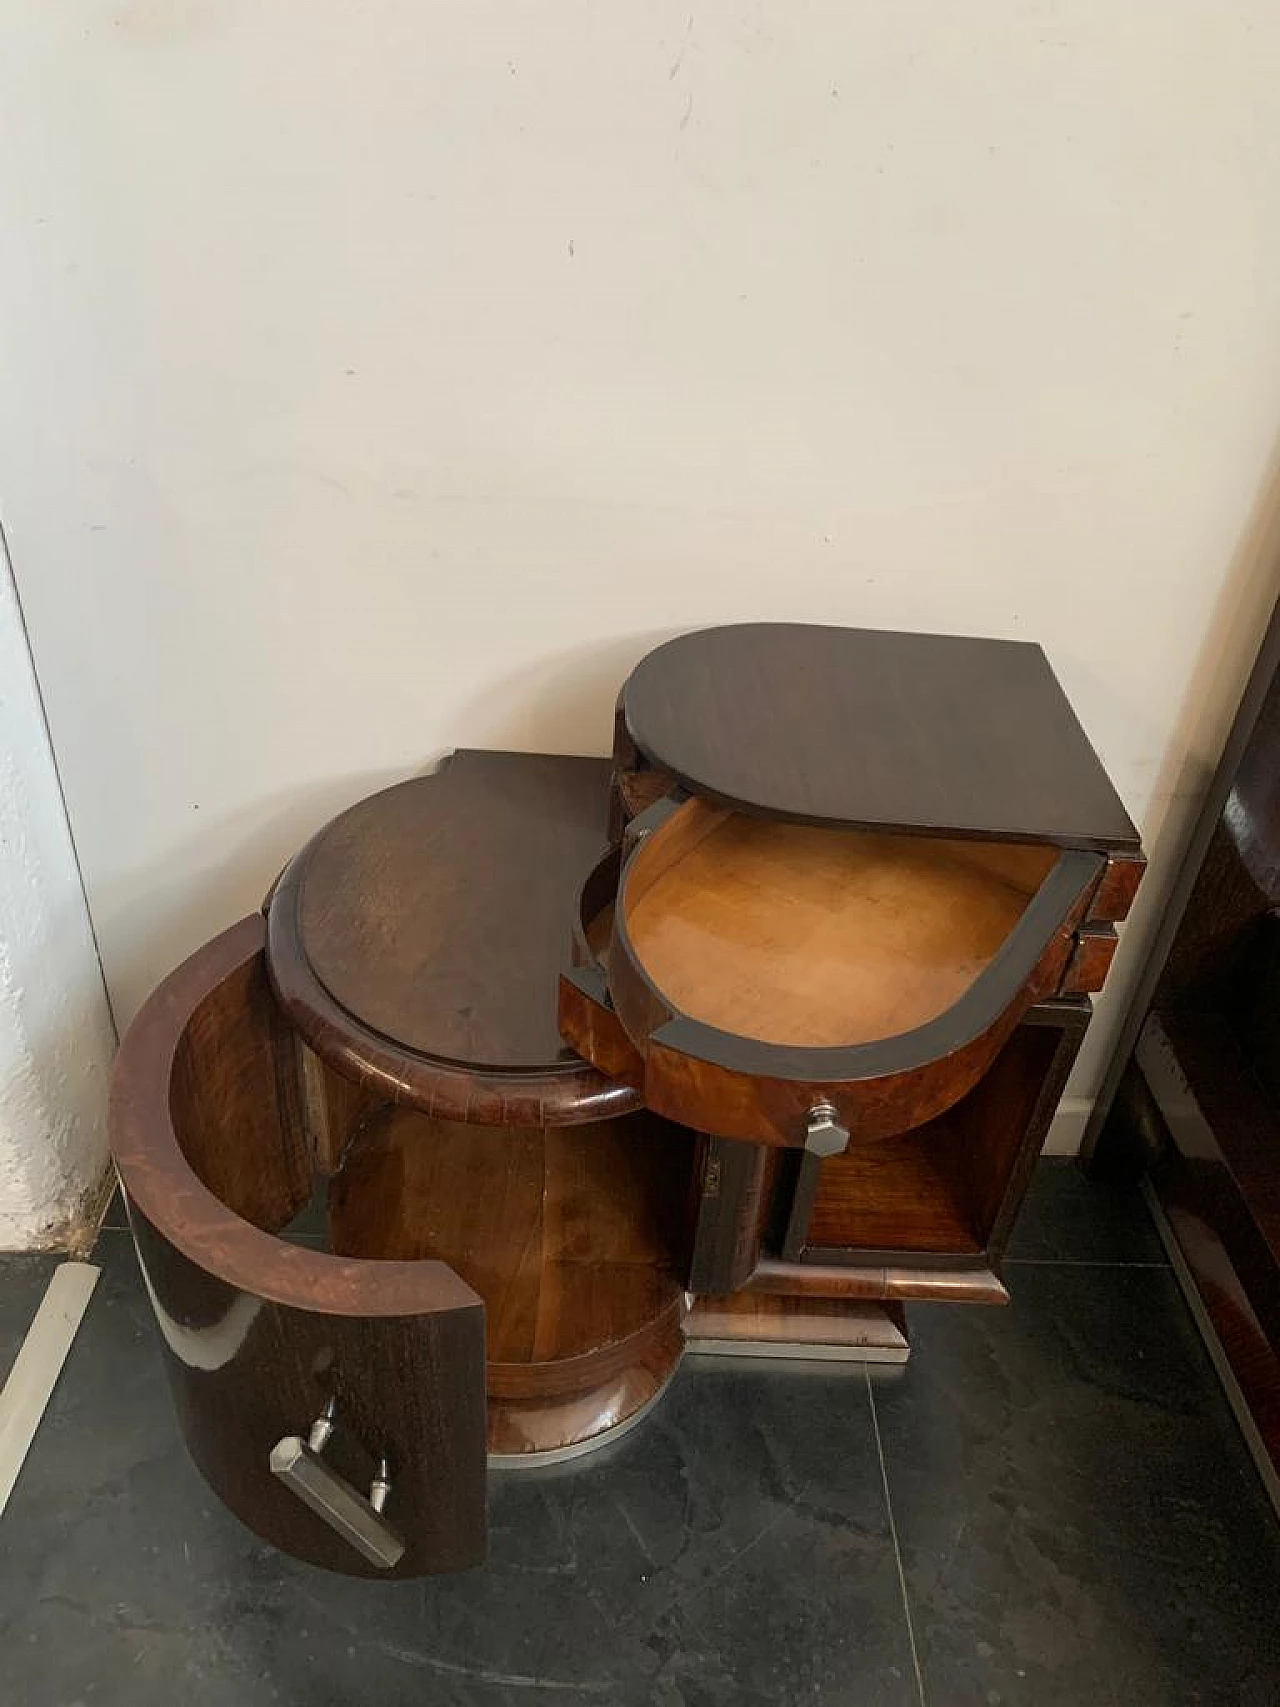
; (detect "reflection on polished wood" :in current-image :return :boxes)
[625,802,1055,1048]
[110,920,488,1579]
[330,1106,694,1454]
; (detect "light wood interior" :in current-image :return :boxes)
[624,802,1057,1048]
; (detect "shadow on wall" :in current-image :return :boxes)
[101,627,684,1029]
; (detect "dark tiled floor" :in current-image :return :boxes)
[1004,1159,1166,1266]
[0,1252,58,1383]
[1,1161,1278,1706]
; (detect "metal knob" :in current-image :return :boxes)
[270,1397,406,1569]
[805,1102,850,1157]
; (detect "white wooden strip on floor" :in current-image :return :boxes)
[0,1260,100,1517]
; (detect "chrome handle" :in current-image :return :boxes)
[270,1397,406,1569]
[805,1102,850,1157]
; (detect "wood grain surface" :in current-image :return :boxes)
[295,750,614,1069]
[268,751,641,1126]
[620,623,1141,851]
[328,1104,693,1450]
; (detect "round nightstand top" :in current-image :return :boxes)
[266,749,641,1124]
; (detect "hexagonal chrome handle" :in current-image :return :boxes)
[805,1102,850,1158]
[269,1397,406,1570]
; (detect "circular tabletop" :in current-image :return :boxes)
[266,750,641,1123]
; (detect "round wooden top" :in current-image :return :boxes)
[266,751,641,1123]
[621,623,1140,852]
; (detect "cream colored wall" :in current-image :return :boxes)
[2,4,1279,1146]
[0,548,115,1247]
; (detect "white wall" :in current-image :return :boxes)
[2,4,1280,1148]
[0,545,116,1248]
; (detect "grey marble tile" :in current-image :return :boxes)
[872,1265,1280,1707]
[1005,1158,1165,1265]
[1,1230,916,1707]
[0,1252,59,1384]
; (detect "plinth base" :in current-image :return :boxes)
[684,1293,910,1364]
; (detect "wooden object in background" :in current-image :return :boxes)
[1087,592,1280,1493]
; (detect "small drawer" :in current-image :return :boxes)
[561,795,1104,1148]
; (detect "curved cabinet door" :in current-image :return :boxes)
[110,916,487,1579]
[561,797,1104,1148]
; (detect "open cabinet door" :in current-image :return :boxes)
[110,917,487,1579]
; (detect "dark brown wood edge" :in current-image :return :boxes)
[984,996,1091,1261]
[603,818,1102,1144]
[779,1152,823,1263]
[570,846,622,967]
[684,1138,772,1294]
[110,914,489,1319]
[268,848,642,1129]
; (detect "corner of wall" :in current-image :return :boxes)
[0,534,116,1251]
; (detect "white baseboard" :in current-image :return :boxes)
[1043,1096,1092,1155]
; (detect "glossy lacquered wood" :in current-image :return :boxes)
[265,750,695,1459]
[109,917,488,1579]
[328,1106,693,1455]
[1088,589,1280,1488]
[618,623,1142,852]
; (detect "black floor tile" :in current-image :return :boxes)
[277,1178,330,1246]
[1,1230,917,1707]
[101,1182,129,1231]
[0,1253,59,1384]
[1005,1158,1166,1265]
[872,1265,1280,1707]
